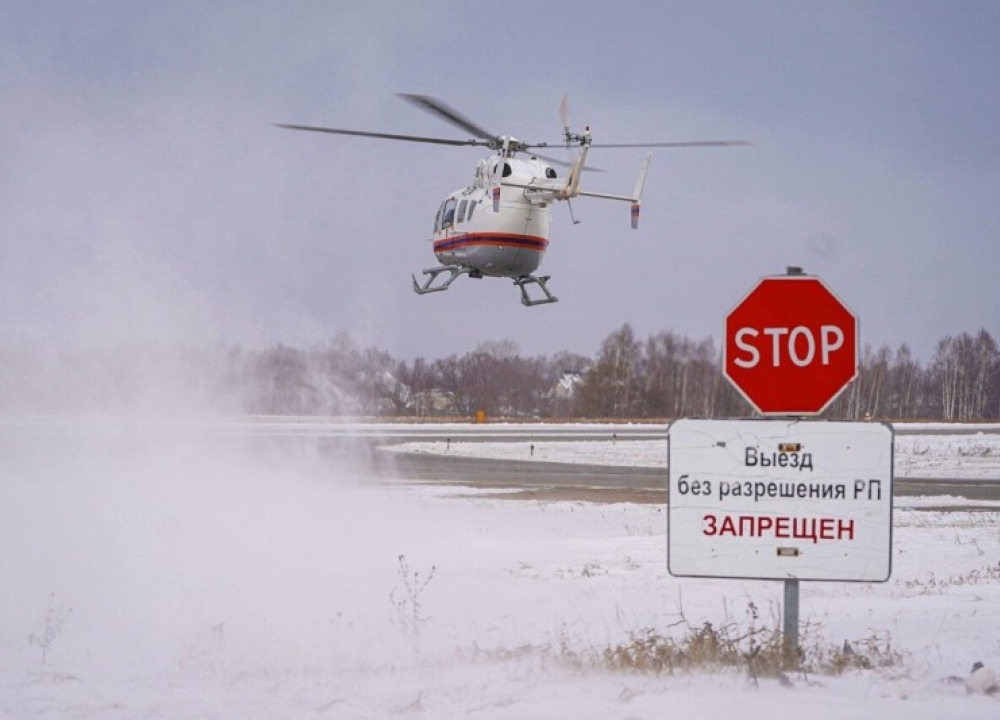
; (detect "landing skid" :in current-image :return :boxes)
[412,265,472,294]
[513,274,559,306]
[411,265,558,306]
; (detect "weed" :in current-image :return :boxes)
[389,554,436,636]
[28,593,72,665]
[898,564,1000,595]
[958,444,996,457]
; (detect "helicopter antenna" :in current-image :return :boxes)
[566,198,581,225]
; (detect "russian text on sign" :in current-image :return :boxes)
[745,446,813,470]
[702,514,856,542]
[667,418,893,582]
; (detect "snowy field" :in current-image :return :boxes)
[1,420,999,718]
[387,422,1000,480]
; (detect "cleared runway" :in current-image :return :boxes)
[135,419,999,506]
[368,444,1000,506]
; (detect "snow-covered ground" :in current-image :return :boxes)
[388,423,1000,480]
[1,420,999,718]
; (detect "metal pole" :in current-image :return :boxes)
[783,578,800,669]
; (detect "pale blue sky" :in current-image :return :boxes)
[2,1,999,361]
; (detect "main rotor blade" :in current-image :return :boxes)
[396,94,499,143]
[274,123,487,147]
[590,140,751,148]
[528,150,604,173]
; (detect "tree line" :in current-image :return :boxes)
[223,325,1000,421]
[2,326,997,420]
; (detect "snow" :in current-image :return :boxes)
[1,419,999,718]
[894,432,1000,479]
[387,422,1000,480]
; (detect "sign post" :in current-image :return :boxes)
[783,578,800,667]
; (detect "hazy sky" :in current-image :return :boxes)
[3,1,999,361]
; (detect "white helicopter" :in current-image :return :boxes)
[278,95,746,306]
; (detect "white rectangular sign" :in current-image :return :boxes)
[668,419,893,582]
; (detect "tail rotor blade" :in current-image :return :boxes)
[559,93,570,140]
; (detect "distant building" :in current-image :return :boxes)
[547,370,585,416]
[408,389,459,416]
[552,371,584,400]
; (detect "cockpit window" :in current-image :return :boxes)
[467,199,477,222]
[457,199,468,224]
[441,198,457,229]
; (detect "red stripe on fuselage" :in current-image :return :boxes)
[433,232,548,254]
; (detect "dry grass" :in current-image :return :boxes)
[594,613,903,681]
[898,564,1000,596]
[461,600,906,685]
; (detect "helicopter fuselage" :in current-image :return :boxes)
[430,154,554,279]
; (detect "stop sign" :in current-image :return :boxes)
[724,274,858,415]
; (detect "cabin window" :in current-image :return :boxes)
[442,198,457,228]
[457,200,468,224]
[546,167,557,179]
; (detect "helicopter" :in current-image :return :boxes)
[277,94,747,306]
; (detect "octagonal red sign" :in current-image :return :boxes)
[724,275,858,415]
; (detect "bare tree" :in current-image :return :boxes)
[578,324,642,418]
[928,330,999,420]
